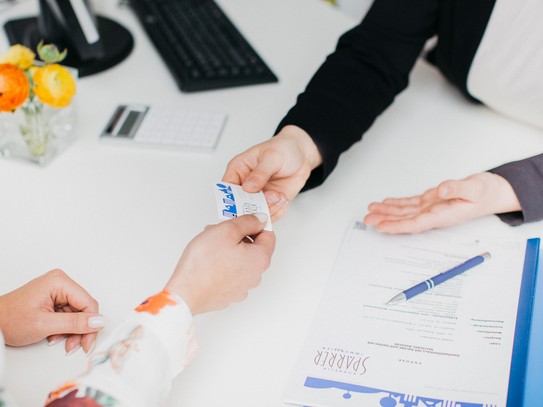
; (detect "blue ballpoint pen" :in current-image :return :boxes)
[386,252,491,305]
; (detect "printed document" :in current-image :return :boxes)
[283,221,529,407]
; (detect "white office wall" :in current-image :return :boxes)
[335,0,374,21]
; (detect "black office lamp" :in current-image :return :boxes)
[3,0,134,77]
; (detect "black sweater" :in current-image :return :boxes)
[276,0,543,226]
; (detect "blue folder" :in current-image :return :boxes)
[521,238,542,406]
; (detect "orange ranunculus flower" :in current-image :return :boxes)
[0,63,30,112]
[33,64,76,108]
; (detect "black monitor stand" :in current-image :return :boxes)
[4,16,133,77]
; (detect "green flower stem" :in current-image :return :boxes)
[19,99,51,156]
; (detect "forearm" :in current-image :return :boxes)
[276,0,438,190]
[46,291,197,407]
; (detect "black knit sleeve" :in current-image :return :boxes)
[488,154,543,226]
[276,0,439,190]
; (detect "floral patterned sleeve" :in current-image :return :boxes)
[0,331,18,407]
[45,290,199,407]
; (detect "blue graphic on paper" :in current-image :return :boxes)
[304,377,495,407]
[216,183,237,218]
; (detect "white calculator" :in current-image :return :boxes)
[100,104,227,150]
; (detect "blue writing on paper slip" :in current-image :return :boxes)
[304,377,495,407]
[216,183,237,218]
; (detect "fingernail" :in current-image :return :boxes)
[442,184,450,197]
[254,213,268,224]
[48,337,66,347]
[281,200,289,209]
[276,197,286,207]
[88,315,109,329]
[243,179,257,189]
[65,345,81,357]
[266,194,279,205]
[86,341,96,357]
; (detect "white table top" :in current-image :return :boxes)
[1,0,543,406]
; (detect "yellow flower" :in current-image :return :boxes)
[33,64,76,108]
[0,44,36,70]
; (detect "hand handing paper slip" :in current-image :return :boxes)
[214,182,272,231]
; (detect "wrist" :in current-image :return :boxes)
[490,173,522,214]
[164,277,200,316]
[276,125,323,170]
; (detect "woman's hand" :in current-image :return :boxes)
[165,213,276,315]
[0,269,108,355]
[222,126,322,222]
[364,173,521,234]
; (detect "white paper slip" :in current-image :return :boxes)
[214,182,272,231]
[283,221,534,407]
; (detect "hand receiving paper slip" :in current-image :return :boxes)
[214,182,272,231]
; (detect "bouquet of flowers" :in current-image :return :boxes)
[0,42,76,158]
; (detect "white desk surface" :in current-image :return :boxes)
[1,1,543,406]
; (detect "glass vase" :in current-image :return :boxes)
[0,68,77,166]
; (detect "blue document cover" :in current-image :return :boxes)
[515,238,542,406]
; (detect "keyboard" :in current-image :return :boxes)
[128,0,278,92]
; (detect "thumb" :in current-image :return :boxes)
[438,179,481,202]
[242,151,283,192]
[39,311,109,337]
[222,213,269,241]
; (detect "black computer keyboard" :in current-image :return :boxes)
[129,0,278,92]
